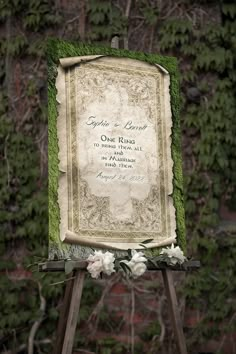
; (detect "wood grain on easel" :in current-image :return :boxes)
[53,273,75,354]
[62,271,85,354]
[162,269,188,354]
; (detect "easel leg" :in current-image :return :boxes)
[53,273,75,354]
[62,270,85,354]
[162,269,188,354]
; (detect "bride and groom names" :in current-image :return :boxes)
[86,115,148,147]
[86,116,148,132]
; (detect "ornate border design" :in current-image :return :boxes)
[47,39,186,260]
[65,59,172,243]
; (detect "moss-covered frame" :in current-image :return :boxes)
[48,38,186,260]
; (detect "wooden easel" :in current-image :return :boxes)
[39,260,200,354]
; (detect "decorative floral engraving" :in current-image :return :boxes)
[79,179,161,232]
[77,64,160,124]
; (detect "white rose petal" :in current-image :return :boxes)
[168,258,178,266]
[131,262,147,278]
[160,244,186,265]
[131,250,147,263]
[87,259,103,279]
[102,251,115,275]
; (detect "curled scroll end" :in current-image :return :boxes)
[59,55,104,68]
[63,231,177,251]
[63,230,124,250]
[154,64,169,75]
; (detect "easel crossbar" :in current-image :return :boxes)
[39,260,200,272]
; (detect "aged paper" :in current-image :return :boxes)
[56,56,176,250]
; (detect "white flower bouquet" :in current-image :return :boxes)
[86,241,187,279]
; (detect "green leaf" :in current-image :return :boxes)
[140,238,154,244]
[119,261,132,274]
[127,249,132,258]
[148,259,157,268]
[139,243,147,249]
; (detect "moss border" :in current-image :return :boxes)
[47,38,186,259]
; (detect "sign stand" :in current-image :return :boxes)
[44,37,200,354]
[39,260,200,354]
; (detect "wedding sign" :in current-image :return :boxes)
[48,40,185,259]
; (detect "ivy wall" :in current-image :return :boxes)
[0,0,235,353]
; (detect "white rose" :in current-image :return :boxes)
[87,251,104,279]
[160,244,186,265]
[120,249,147,278]
[102,251,115,275]
[87,250,115,278]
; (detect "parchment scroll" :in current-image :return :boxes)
[56,56,176,250]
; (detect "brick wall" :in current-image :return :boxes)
[77,272,236,354]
